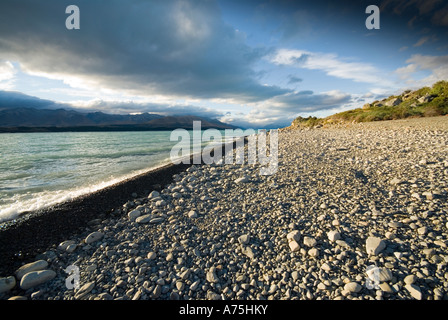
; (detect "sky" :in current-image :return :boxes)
[0,0,447,128]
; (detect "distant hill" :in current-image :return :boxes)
[288,80,448,129]
[0,91,238,132]
[143,115,234,130]
[0,107,164,127]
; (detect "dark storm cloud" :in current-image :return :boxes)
[0,0,289,102]
[230,0,448,49]
[380,0,448,29]
[378,0,448,46]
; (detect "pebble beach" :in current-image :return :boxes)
[1,116,448,301]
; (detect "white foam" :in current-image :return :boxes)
[0,158,173,223]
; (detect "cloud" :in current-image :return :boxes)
[270,49,390,85]
[0,86,354,129]
[0,60,16,90]
[395,63,418,79]
[413,36,430,47]
[380,0,448,35]
[67,89,353,129]
[395,54,448,85]
[380,0,444,16]
[431,5,448,26]
[0,0,287,103]
[222,89,353,129]
[413,35,438,47]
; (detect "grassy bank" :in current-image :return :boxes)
[290,80,448,128]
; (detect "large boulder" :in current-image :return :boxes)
[418,95,435,103]
[384,97,402,106]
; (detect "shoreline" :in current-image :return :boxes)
[0,138,243,277]
[0,117,447,301]
[0,160,190,276]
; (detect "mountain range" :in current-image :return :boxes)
[0,91,237,132]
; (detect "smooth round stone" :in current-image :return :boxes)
[155,200,166,207]
[20,270,56,290]
[85,231,104,244]
[317,282,327,290]
[206,267,219,283]
[128,209,141,220]
[66,243,78,253]
[172,192,182,199]
[15,260,49,280]
[327,230,341,242]
[379,282,394,293]
[405,284,422,300]
[417,227,428,235]
[147,252,157,260]
[148,191,160,199]
[388,221,402,228]
[288,241,300,252]
[176,281,185,291]
[58,240,76,251]
[135,214,152,223]
[291,271,299,281]
[308,248,319,258]
[188,210,198,218]
[366,237,386,255]
[8,296,27,300]
[238,234,250,245]
[235,177,249,184]
[0,276,16,294]
[287,230,301,242]
[344,282,362,293]
[75,282,95,300]
[404,275,416,285]
[303,236,317,247]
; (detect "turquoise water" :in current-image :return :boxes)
[0,130,232,223]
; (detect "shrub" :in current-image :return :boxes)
[292,116,323,127]
[430,81,448,96]
[289,80,447,127]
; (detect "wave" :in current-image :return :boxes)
[0,131,242,223]
[0,157,172,223]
